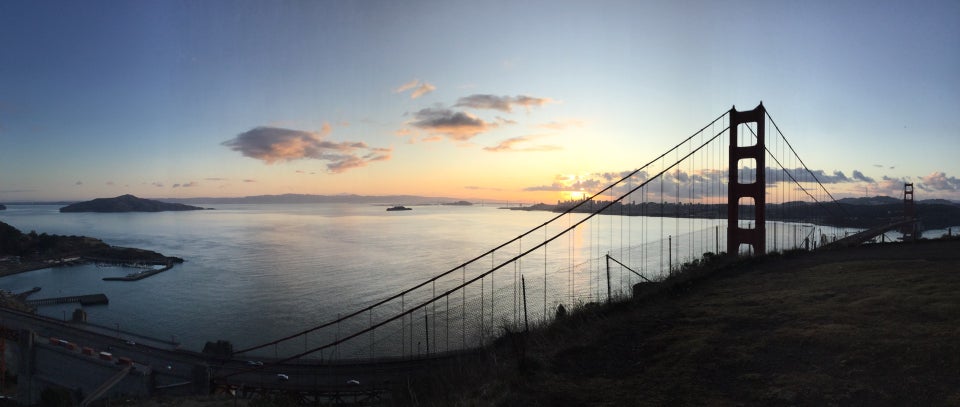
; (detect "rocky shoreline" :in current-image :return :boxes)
[0,220,183,277]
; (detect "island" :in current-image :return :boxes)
[59,194,206,213]
[0,220,183,277]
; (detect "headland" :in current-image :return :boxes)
[0,220,183,278]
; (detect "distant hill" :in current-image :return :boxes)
[59,194,206,213]
[0,204,5,210]
[838,196,959,206]
[837,196,901,205]
[163,193,474,205]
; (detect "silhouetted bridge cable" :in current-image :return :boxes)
[231,111,730,358]
[223,104,857,374]
[224,125,733,373]
[753,112,850,221]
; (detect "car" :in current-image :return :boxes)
[347,379,360,385]
[245,360,263,367]
[276,374,289,381]
[124,340,136,346]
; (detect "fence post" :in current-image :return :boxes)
[668,235,672,273]
[605,254,611,304]
[521,275,529,333]
[424,313,429,355]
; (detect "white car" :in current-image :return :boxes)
[277,373,289,381]
[245,360,263,367]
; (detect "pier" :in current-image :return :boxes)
[102,264,173,281]
[26,293,109,306]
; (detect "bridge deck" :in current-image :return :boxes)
[822,218,917,249]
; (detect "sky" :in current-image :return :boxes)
[1,0,958,203]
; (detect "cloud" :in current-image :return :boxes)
[106,181,114,186]
[409,108,492,141]
[852,170,875,183]
[205,177,227,181]
[172,183,181,188]
[465,185,504,191]
[151,182,164,188]
[183,181,198,187]
[539,119,584,130]
[75,181,83,186]
[918,171,960,192]
[483,136,562,152]
[222,125,392,173]
[524,165,887,200]
[395,79,436,99]
[875,175,909,195]
[454,94,554,112]
[524,174,605,192]
[243,179,256,183]
[773,168,853,184]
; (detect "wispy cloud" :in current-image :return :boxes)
[918,171,960,192]
[465,185,504,191]
[454,94,554,112]
[243,179,256,183]
[395,79,436,99]
[409,108,493,141]
[539,119,584,130]
[205,177,227,181]
[222,124,392,173]
[483,135,561,152]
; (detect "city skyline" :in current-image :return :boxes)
[1,1,958,203]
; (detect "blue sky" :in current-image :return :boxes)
[1,0,958,202]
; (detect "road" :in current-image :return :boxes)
[0,306,474,396]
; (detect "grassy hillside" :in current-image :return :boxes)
[404,239,960,406]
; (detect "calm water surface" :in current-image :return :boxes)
[3,203,933,356]
[0,204,576,353]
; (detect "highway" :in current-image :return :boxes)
[0,306,473,398]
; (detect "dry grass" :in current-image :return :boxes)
[402,239,960,406]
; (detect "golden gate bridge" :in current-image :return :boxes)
[215,103,917,390]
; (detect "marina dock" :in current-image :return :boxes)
[102,263,173,281]
[26,293,109,306]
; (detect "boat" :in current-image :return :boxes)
[386,205,412,211]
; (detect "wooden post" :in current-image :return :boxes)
[605,254,611,304]
[521,275,529,333]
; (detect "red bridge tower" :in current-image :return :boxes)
[727,103,766,255]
